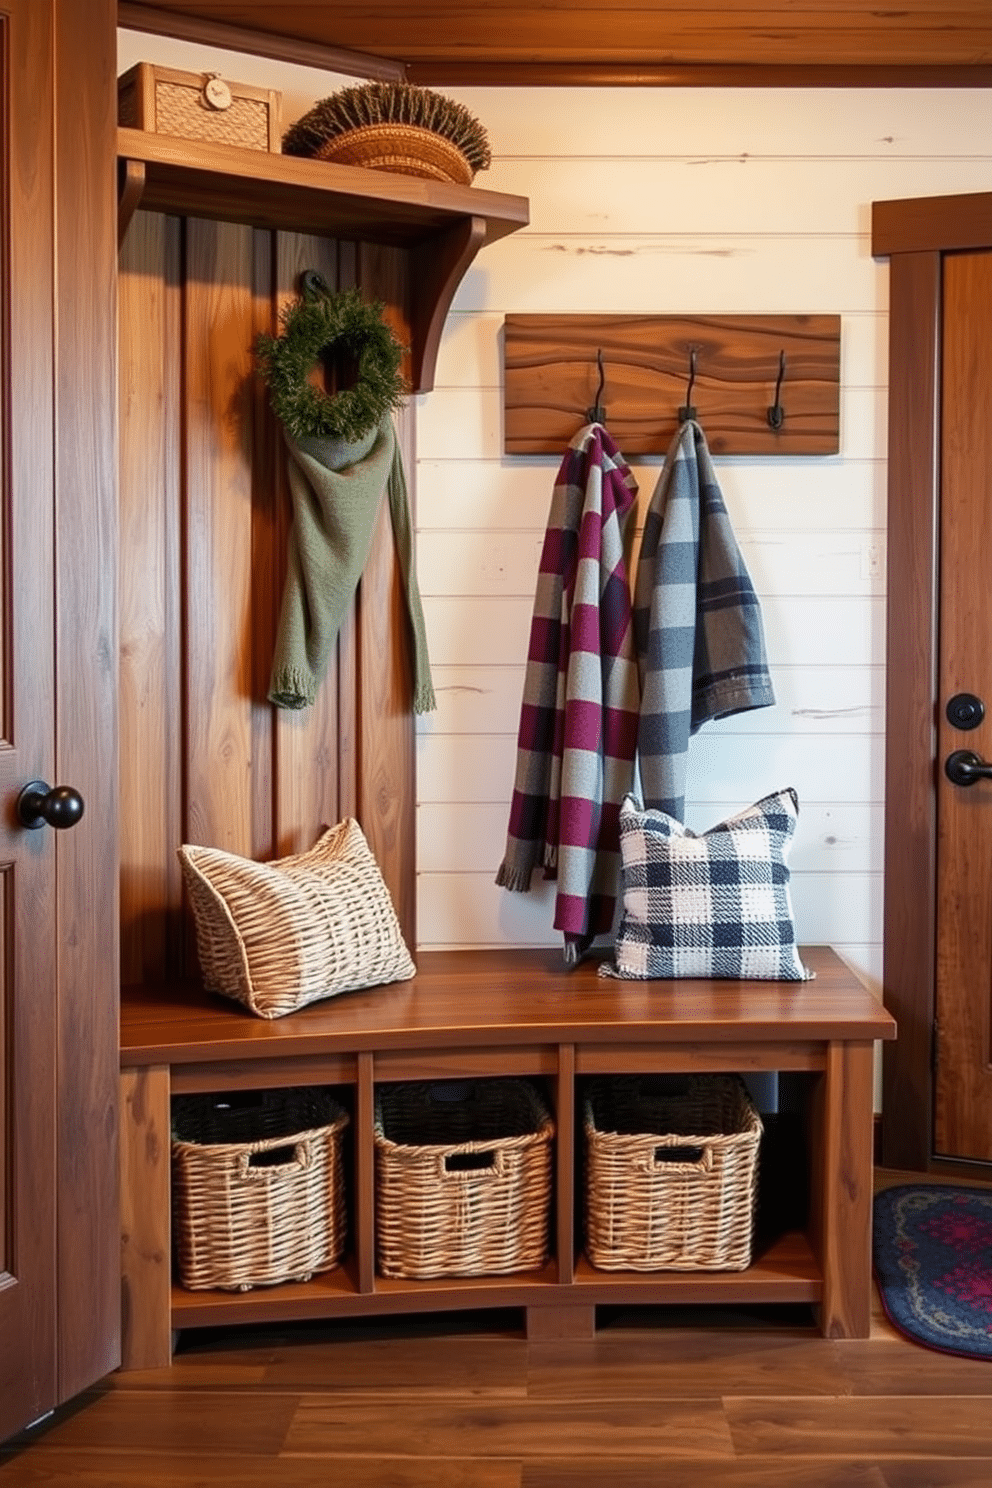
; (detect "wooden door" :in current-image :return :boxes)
[0,0,58,1435]
[0,0,119,1441]
[934,249,992,1162]
[874,193,992,1173]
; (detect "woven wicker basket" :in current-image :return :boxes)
[583,1074,763,1272]
[374,1079,554,1279]
[315,124,474,185]
[118,63,281,153]
[172,1088,349,1291]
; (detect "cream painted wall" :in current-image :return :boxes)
[117,30,992,1029]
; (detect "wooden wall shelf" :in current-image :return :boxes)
[116,127,530,391]
[504,313,841,456]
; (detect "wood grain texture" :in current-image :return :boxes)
[270,232,343,858]
[119,210,183,985]
[15,1218,992,1484]
[873,191,992,256]
[0,0,59,1442]
[120,1067,173,1370]
[52,0,121,1405]
[934,248,992,1163]
[873,246,941,1174]
[120,947,895,1066]
[184,217,257,857]
[116,948,888,1347]
[504,314,841,456]
[116,0,992,75]
[808,1040,875,1338]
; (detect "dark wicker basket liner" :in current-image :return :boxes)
[172,1087,349,1291]
[374,1078,554,1279]
[583,1074,762,1272]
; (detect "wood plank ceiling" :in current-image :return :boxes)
[119,1,992,86]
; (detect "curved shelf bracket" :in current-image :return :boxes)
[117,157,147,250]
[410,214,488,393]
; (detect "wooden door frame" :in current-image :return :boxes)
[872,191,992,1174]
[52,0,120,1397]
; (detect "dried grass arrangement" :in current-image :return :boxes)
[283,82,492,185]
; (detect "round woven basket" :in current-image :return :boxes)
[316,123,474,185]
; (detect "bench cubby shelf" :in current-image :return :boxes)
[119,945,896,1367]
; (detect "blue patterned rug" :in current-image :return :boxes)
[873,1184,992,1358]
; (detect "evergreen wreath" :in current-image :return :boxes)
[283,82,492,176]
[255,284,407,442]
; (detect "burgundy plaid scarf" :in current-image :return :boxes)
[495,424,640,963]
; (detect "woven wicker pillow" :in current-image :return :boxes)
[178,818,415,1018]
[602,788,813,982]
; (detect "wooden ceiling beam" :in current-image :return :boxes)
[117,1,992,83]
[406,61,992,88]
[117,2,405,81]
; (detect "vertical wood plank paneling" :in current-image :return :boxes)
[53,0,120,1400]
[249,229,276,863]
[184,219,257,855]
[335,240,361,827]
[119,211,183,985]
[356,241,416,945]
[270,232,342,857]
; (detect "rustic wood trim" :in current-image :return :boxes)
[406,61,992,88]
[877,247,941,1173]
[117,2,406,83]
[555,1043,576,1287]
[410,215,487,394]
[810,1042,875,1339]
[119,1067,173,1371]
[54,0,122,1402]
[116,157,145,249]
[873,192,992,257]
[356,1051,376,1296]
[504,314,841,457]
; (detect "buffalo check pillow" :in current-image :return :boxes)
[601,788,813,981]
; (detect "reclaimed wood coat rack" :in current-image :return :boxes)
[503,313,841,456]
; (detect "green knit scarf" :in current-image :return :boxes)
[268,414,435,714]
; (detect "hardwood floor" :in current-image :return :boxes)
[3,1173,992,1486]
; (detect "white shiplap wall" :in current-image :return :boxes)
[117,32,992,1020]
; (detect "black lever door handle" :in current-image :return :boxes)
[945,749,992,787]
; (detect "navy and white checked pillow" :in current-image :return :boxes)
[602,787,813,981]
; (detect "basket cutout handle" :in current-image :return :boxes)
[439,1148,505,1180]
[639,1142,713,1173]
[238,1138,312,1180]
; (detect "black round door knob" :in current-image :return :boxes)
[17,780,85,830]
[946,692,985,730]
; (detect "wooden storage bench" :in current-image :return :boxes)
[119,944,895,1368]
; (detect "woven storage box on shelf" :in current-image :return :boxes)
[172,1087,349,1291]
[583,1074,763,1272]
[118,62,281,152]
[374,1078,554,1279]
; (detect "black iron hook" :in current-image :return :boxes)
[678,348,698,423]
[767,350,786,430]
[300,268,330,299]
[586,348,607,424]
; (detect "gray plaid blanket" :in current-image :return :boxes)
[635,418,774,817]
